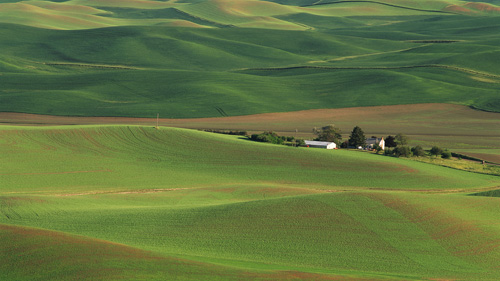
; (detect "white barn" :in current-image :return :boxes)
[305,140,337,149]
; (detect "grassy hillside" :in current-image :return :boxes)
[2,125,497,193]
[1,224,363,281]
[1,0,500,117]
[1,125,500,280]
[3,1,500,280]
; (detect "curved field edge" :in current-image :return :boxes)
[0,223,369,281]
[1,125,498,194]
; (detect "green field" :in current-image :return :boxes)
[1,0,500,117]
[1,125,500,280]
[2,0,500,280]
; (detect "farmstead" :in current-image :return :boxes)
[366,137,385,150]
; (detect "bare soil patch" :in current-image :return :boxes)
[465,2,500,13]
[443,5,475,14]
[453,151,500,165]
[2,103,497,132]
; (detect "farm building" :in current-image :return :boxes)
[305,140,337,149]
[366,137,385,150]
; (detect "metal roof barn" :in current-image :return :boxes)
[305,141,336,149]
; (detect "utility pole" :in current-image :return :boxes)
[294,128,298,147]
[156,113,159,129]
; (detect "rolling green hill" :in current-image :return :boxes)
[3,125,497,192]
[1,0,500,117]
[1,125,500,280]
[2,1,500,280]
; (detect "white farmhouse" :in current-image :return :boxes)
[366,137,385,150]
[305,140,337,149]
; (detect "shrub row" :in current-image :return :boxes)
[249,132,305,146]
[203,129,247,136]
[383,145,451,158]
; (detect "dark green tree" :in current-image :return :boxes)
[250,132,283,144]
[348,126,366,148]
[411,145,426,157]
[385,135,397,147]
[296,139,306,146]
[430,146,443,156]
[441,151,452,159]
[395,133,409,146]
[394,146,412,157]
[340,141,349,149]
[314,125,342,145]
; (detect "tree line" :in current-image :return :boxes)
[314,125,452,158]
[248,131,305,146]
[205,126,452,159]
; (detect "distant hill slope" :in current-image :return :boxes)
[5,0,500,30]
[1,0,500,117]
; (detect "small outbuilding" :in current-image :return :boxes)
[305,140,337,150]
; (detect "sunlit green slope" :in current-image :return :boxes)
[1,125,500,280]
[1,0,500,30]
[1,125,497,193]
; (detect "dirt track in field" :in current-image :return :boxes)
[0,169,113,176]
[56,188,190,197]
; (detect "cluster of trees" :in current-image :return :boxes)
[313,124,453,159]
[219,125,454,159]
[313,125,368,148]
[248,131,305,146]
[381,133,412,156]
[313,125,342,144]
[314,125,407,150]
[384,144,451,158]
[384,134,408,147]
[430,146,452,159]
